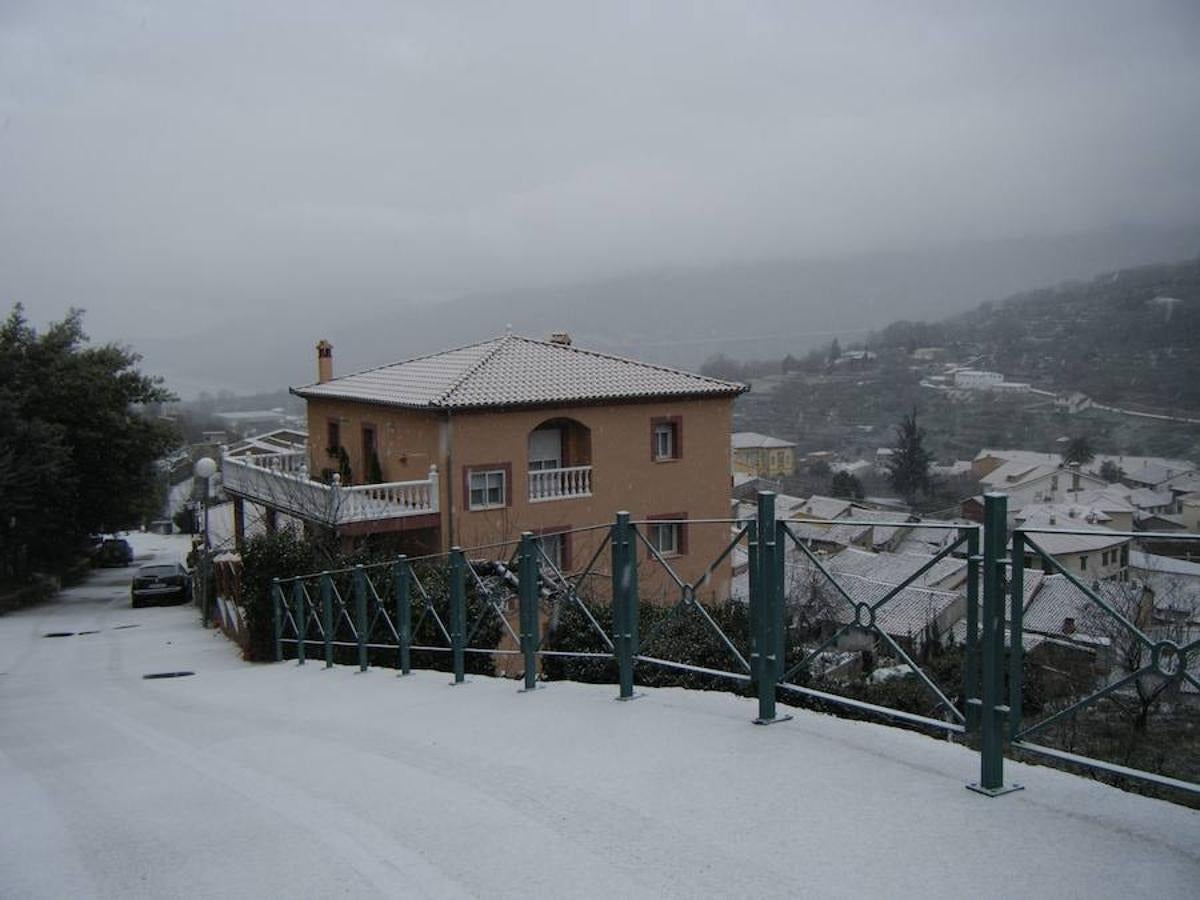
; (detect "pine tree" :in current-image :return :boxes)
[885,408,934,504]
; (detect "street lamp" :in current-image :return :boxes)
[193,456,217,625]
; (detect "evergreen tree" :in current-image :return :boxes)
[831,471,864,500]
[885,408,934,504]
[1062,435,1095,466]
[0,305,176,578]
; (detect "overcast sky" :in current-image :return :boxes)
[2,1,1199,350]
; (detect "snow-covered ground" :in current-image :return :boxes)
[1,543,1197,898]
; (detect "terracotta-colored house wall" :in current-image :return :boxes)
[305,397,444,486]
[304,394,735,602]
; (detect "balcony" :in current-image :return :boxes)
[221,451,439,526]
[528,465,593,503]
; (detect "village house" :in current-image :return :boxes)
[731,431,797,478]
[220,333,746,602]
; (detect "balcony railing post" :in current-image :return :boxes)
[354,565,368,673]
[320,572,333,668]
[611,512,639,700]
[271,577,283,662]
[753,492,789,725]
[394,555,411,675]
[449,548,466,684]
[747,518,760,691]
[969,492,1022,796]
[1009,532,1025,741]
[518,532,539,691]
[293,580,306,665]
[963,528,980,733]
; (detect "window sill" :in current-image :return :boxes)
[652,457,681,464]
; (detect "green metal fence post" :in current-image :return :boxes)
[1009,532,1025,740]
[293,580,306,665]
[611,512,638,700]
[774,517,787,674]
[753,492,790,725]
[271,578,283,662]
[969,493,1022,796]
[747,519,760,691]
[963,528,981,733]
[354,565,368,673]
[394,555,411,676]
[320,572,333,668]
[518,533,539,691]
[449,548,466,684]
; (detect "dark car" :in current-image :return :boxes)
[95,538,134,567]
[131,563,191,607]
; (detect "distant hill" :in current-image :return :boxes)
[873,256,1200,412]
[138,221,1200,397]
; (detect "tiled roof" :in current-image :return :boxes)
[1022,575,1143,640]
[825,547,966,590]
[294,334,746,410]
[731,432,796,450]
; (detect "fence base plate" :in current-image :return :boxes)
[966,782,1024,798]
[754,714,793,726]
[615,692,643,702]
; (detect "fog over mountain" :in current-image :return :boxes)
[2,3,1199,396]
[138,224,1200,396]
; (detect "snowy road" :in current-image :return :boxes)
[1,535,1197,899]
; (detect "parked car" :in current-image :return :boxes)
[95,538,134,567]
[131,563,191,607]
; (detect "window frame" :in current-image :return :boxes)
[650,416,683,462]
[463,463,512,511]
[326,419,341,456]
[646,512,687,558]
[533,525,572,572]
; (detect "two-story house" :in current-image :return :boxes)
[731,432,796,478]
[221,332,746,601]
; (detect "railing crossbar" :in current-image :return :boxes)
[778,681,965,733]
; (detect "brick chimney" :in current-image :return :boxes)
[316,340,333,383]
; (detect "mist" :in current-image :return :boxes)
[2,2,1199,394]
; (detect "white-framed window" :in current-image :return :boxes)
[654,423,675,460]
[468,469,506,510]
[538,533,564,571]
[649,521,681,556]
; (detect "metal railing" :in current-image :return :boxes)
[264,490,1197,803]
[1008,512,1200,798]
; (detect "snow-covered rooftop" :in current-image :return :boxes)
[731,431,796,450]
[294,333,746,410]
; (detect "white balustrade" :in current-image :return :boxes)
[528,465,593,502]
[221,453,438,525]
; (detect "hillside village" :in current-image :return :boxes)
[154,318,1200,759]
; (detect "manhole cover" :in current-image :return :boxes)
[112,624,141,630]
[142,671,195,680]
[43,632,75,638]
